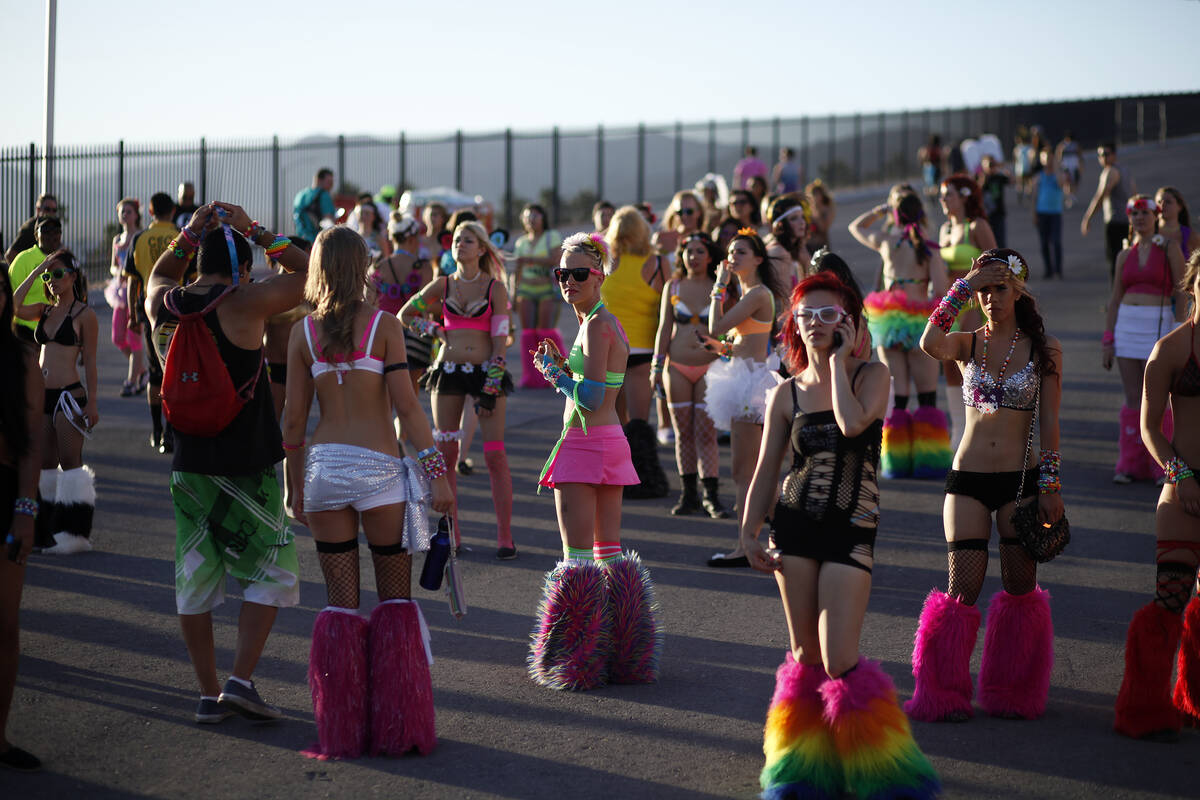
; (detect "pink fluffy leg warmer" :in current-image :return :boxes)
[602,551,662,684]
[977,587,1053,719]
[519,328,544,388]
[305,608,369,759]
[1114,601,1183,738]
[904,589,981,722]
[368,600,436,756]
[527,560,611,690]
[1116,404,1143,478]
[1173,595,1200,725]
[483,442,513,549]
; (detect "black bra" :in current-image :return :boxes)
[34,302,82,347]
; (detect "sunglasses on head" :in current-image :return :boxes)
[554,266,602,284]
[794,304,845,325]
[42,267,75,281]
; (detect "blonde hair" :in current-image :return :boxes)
[1182,248,1200,299]
[453,221,506,279]
[605,206,653,261]
[305,226,369,358]
[663,190,703,232]
[561,232,613,274]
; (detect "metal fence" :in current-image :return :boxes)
[3,91,1197,283]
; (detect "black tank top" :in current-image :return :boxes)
[155,285,283,475]
[776,370,883,529]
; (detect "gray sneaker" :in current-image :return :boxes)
[195,697,234,725]
[218,679,282,722]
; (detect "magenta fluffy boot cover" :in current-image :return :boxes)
[904,589,981,722]
[305,608,369,760]
[602,551,662,684]
[977,587,1053,719]
[1114,602,1183,738]
[1115,404,1143,478]
[528,560,611,690]
[519,328,544,388]
[1173,595,1200,724]
[368,600,436,756]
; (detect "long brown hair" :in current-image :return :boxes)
[305,226,368,358]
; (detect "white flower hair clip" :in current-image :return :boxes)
[959,186,972,198]
[1007,254,1027,280]
[1152,233,1166,248]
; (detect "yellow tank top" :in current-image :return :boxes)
[940,219,981,274]
[601,253,662,349]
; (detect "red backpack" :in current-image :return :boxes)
[161,286,262,437]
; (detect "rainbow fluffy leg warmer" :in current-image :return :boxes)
[759,656,844,800]
[1114,602,1183,738]
[368,599,436,756]
[977,587,1053,719]
[528,561,611,690]
[880,407,912,480]
[1116,404,1143,478]
[910,406,952,480]
[519,328,544,389]
[905,590,980,722]
[820,658,941,800]
[1173,595,1200,725]
[305,608,369,760]
[603,551,662,684]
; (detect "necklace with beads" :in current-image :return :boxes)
[975,325,1019,414]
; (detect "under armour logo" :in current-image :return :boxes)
[180,372,200,382]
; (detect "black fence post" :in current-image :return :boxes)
[877,112,886,183]
[800,117,809,184]
[772,116,780,160]
[271,135,280,233]
[28,143,35,212]
[117,139,125,200]
[853,113,862,185]
[551,126,561,225]
[336,134,345,192]
[901,109,909,177]
[1114,100,1122,147]
[199,137,207,203]
[827,116,835,186]
[674,121,683,192]
[454,130,463,191]
[636,123,646,202]
[596,124,604,200]
[708,120,716,173]
[399,132,406,191]
[504,128,513,232]
[741,118,749,151]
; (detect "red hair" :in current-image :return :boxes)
[941,175,986,220]
[779,272,863,374]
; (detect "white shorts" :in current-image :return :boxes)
[1115,303,1178,361]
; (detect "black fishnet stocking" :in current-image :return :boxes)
[371,547,412,601]
[999,538,1038,596]
[317,549,360,608]
[947,542,988,605]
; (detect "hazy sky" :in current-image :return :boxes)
[3,0,1199,146]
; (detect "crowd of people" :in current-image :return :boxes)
[0,128,1197,800]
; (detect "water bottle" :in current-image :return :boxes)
[420,516,452,591]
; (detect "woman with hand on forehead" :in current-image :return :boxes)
[527,233,661,692]
[909,250,1063,724]
[742,272,939,800]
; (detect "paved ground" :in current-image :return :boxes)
[6,137,1200,799]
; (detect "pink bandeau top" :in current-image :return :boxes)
[442,278,496,333]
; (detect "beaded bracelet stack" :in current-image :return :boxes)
[244,220,265,242]
[264,235,291,259]
[417,446,448,480]
[482,355,506,396]
[1038,449,1062,494]
[13,497,38,517]
[1165,457,1196,485]
[710,283,728,304]
[540,355,567,386]
[651,354,666,374]
[406,317,443,339]
[929,278,972,332]
[170,227,203,260]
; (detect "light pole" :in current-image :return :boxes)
[43,0,57,194]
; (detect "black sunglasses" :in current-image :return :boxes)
[42,267,75,281]
[678,208,697,216]
[554,266,601,284]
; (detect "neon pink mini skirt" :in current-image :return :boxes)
[538,424,639,489]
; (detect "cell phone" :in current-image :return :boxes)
[832,332,843,349]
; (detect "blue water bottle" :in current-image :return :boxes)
[420,516,452,591]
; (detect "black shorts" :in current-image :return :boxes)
[144,322,163,383]
[419,362,514,409]
[44,382,86,415]
[769,503,876,573]
[627,352,653,369]
[944,468,1037,512]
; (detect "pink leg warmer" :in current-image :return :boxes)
[1114,601,1183,738]
[904,589,981,722]
[977,587,1053,719]
[435,434,461,547]
[1116,404,1143,477]
[1173,595,1200,724]
[305,608,369,760]
[483,441,513,549]
[602,551,662,684]
[519,328,544,388]
[368,599,436,756]
[527,561,611,691]
[820,658,941,800]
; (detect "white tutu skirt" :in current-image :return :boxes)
[701,354,783,428]
[1115,303,1178,361]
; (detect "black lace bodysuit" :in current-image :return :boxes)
[770,374,883,573]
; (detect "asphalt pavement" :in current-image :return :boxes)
[5,136,1200,799]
